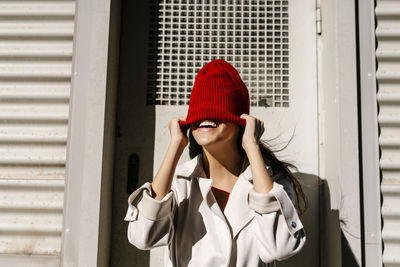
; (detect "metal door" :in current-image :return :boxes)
[111,1,319,266]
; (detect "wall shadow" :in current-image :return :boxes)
[277,172,360,267]
[276,172,324,267]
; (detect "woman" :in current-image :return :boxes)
[124,59,306,266]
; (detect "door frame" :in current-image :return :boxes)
[356,0,382,266]
[316,0,376,265]
[61,0,119,266]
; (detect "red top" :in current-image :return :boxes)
[211,186,230,212]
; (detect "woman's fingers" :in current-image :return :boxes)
[168,117,189,147]
[240,113,249,120]
[240,114,265,145]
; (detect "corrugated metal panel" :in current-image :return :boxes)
[0,0,75,258]
[376,0,400,266]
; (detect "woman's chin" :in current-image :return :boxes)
[191,122,238,148]
[195,138,217,147]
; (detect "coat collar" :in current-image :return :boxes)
[175,154,256,238]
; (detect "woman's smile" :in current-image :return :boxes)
[199,120,217,127]
[195,120,220,132]
[197,120,219,128]
[190,120,239,147]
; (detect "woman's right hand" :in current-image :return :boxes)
[152,117,188,200]
[168,117,188,148]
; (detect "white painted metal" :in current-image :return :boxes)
[0,0,75,264]
[61,0,118,265]
[376,0,400,265]
[317,0,362,264]
[152,0,319,266]
[357,0,383,266]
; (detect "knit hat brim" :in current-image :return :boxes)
[178,105,247,134]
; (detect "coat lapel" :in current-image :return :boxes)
[174,154,269,239]
[197,177,227,222]
[224,162,274,238]
[175,155,231,225]
[223,165,255,238]
[190,155,227,222]
[174,154,203,179]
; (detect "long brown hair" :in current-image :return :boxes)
[188,127,308,215]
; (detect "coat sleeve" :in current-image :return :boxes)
[247,170,306,263]
[123,182,176,250]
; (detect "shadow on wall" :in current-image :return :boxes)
[277,173,359,267]
[276,172,322,267]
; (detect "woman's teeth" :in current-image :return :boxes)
[199,120,217,128]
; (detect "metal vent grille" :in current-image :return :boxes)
[147,0,289,107]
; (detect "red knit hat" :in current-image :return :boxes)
[179,59,250,134]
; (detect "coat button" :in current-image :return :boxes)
[291,221,297,228]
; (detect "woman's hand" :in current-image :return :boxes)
[168,117,188,149]
[152,117,188,200]
[240,114,265,151]
[240,114,272,193]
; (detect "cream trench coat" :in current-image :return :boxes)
[124,154,306,267]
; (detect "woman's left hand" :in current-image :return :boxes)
[240,114,265,151]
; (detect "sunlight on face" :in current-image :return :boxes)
[190,120,240,149]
